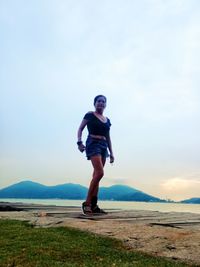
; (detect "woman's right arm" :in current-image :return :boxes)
[77,119,88,152]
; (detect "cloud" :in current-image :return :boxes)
[161,177,200,200]
[1,0,200,200]
[101,176,130,187]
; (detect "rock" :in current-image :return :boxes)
[0,205,23,211]
[166,245,176,250]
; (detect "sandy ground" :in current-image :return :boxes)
[0,202,200,266]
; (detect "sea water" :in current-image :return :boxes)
[0,198,200,214]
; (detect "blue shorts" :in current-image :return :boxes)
[85,136,109,160]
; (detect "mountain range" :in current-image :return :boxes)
[0,181,166,202]
[0,181,199,203]
[181,198,200,204]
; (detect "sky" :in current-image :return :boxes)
[1,0,200,201]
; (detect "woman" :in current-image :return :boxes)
[77,95,114,215]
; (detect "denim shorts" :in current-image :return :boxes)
[85,136,109,160]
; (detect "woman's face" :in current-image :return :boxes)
[94,96,106,111]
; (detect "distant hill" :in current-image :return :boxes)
[181,198,200,204]
[0,181,87,200]
[0,181,165,202]
[99,185,138,200]
[99,185,164,202]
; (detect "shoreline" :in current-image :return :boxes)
[1,198,200,215]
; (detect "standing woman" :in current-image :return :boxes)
[77,95,114,215]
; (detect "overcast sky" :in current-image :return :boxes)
[1,0,200,201]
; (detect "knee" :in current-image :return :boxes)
[94,169,104,181]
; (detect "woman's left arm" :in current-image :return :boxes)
[106,132,114,163]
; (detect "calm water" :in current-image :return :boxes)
[1,198,200,214]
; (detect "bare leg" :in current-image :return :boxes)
[85,155,106,205]
[92,157,106,198]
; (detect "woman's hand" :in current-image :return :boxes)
[110,154,115,164]
[78,143,86,153]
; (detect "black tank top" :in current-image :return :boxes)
[83,112,111,137]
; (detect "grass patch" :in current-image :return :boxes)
[0,219,193,267]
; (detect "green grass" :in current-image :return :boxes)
[0,219,193,267]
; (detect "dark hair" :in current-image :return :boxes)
[94,95,107,105]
